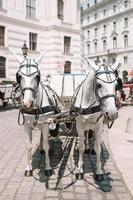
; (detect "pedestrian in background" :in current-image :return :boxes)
[115,70,123,106]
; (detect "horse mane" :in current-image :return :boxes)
[74,69,96,108]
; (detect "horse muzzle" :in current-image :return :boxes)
[105,111,118,121]
[22,100,34,110]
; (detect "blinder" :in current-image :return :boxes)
[16,69,41,98]
[95,69,117,102]
[16,72,21,85]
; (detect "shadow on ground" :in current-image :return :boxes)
[31,133,112,192]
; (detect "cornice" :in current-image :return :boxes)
[0,14,81,34]
[81,0,115,15]
[82,7,133,30]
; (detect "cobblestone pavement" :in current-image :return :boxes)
[0,109,133,200]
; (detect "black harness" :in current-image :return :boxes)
[15,62,61,125]
[71,66,116,116]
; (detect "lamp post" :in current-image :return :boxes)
[22,41,28,58]
[95,56,100,65]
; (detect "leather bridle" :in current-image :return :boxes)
[95,69,117,103]
[16,69,40,98]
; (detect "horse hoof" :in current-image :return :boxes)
[75,173,84,180]
[45,169,53,176]
[24,170,33,177]
[95,174,104,182]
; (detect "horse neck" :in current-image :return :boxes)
[74,72,97,108]
[34,84,50,108]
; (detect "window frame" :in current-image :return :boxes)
[113,37,117,48]
[124,17,128,28]
[29,32,37,51]
[0,26,5,46]
[0,56,6,78]
[124,34,128,47]
[64,36,71,54]
[103,40,107,51]
[26,0,36,18]
[0,0,3,8]
[58,0,64,20]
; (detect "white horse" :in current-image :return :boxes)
[71,58,119,181]
[14,53,60,176]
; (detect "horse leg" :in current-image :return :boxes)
[38,132,44,154]
[41,125,52,176]
[76,127,85,179]
[84,130,90,153]
[24,124,33,177]
[94,130,104,181]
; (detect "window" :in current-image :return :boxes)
[113,37,117,48]
[0,57,6,78]
[26,0,36,18]
[113,21,116,29]
[94,28,97,36]
[64,61,71,74]
[103,24,106,34]
[0,0,3,8]
[94,13,97,20]
[124,35,128,47]
[87,43,90,53]
[124,56,128,64]
[124,0,128,8]
[124,17,128,28]
[103,40,107,51]
[87,30,90,38]
[87,3,90,8]
[103,9,106,16]
[113,5,116,12]
[0,26,5,46]
[87,16,90,22]
[94,42,98,52]
[64,36,71,54]
[29,33,37,51]
[58,0,64,20]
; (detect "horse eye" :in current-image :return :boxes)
[97,83,102,89]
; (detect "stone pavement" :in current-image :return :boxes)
[108,105,133,196]
[0,109,133,200]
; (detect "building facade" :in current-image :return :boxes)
[81,0,133,79]
[0,0,81,81]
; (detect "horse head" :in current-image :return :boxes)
[87,58,119,121]
[14,53,43,110]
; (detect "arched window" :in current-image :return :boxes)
[87,43,90,54]
[58,0,64,20]
[94,42,98,52]
[64,61,71,74]
[103,40,107,51]
[113,37,117,48]
[124,35,128,47]
[0,57,6,78]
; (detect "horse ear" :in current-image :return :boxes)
[111,58,120,71]
[34,53,44,64]
[12,51,24,64]
[86,57,99,71]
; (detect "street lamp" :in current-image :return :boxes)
[95,56,100,65]
[22,41,28,58]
